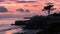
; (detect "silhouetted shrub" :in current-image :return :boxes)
[49,13,60,17]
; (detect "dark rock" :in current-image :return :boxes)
[36,22,60,34]
[14,20,29,26]
[14,13,60,30]
[14,32,23,34]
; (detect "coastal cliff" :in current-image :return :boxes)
[14,13,60,29]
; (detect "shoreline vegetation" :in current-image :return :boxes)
[12,12,60,34]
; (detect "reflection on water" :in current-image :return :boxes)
[0,24,23,34]
[0,24,40,34]
[5,28,23,34]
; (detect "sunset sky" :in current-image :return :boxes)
[0,0,60,24]
[0,0,60,34]
[0,0,60,15]
[0,0,59,13]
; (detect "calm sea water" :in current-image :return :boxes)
[0,24,40,34]
[0,19,40,34]
[0,24,23,34]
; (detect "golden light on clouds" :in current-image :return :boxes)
[0,0,60,14]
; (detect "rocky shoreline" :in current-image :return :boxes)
[12,13,60,34]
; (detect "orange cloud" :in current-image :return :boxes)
[0,0,60,15]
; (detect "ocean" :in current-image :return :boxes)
[0,19,40,34]
[0,24,41,34]
[0,17,41,34]
[0,24,23,34]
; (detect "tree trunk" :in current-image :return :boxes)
[48,10,50,15]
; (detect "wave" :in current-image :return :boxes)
[0,25,21,32]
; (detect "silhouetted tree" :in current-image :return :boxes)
[42,2,55,15]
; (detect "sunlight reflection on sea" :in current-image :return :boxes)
[0,24,23,34]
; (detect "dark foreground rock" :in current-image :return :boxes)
[13,13,60,30]
[11,13,60,34]
[14,20,29,26]
[14,33,23,34]
[36,22,60,34]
